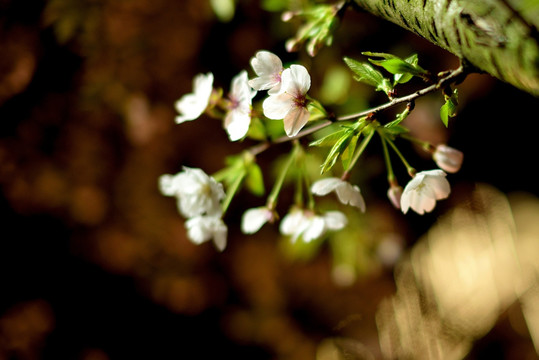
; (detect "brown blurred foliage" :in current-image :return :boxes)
[0,0,538,359]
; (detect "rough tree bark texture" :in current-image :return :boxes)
[354,0,539,96]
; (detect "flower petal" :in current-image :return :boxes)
[158,174,179,196]
[311,177,342,196]
[250,51,283,77]
[248,76,277,92]
[284,64,311,95]
[323,211,348,230]
[224,111,250,141]
[283,106,310,137]
[279,210,304,236]
[185,216,211,245]
[302,216,325,242]
[424,171,450,200]
[174,72,214,123]
[262,93,293,119]
[212,218,228,251]
[241,207,272,234]
[336,183,366,212]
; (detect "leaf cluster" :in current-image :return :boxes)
[310,120,366,174]
[343,52,429,98]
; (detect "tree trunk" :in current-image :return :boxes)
[354,0,539,96]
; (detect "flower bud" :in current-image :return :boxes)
[387,185,403,210]
[285,38,301,53]
[281,11,296,22]
[433,144,463,173]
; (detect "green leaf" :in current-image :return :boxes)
[341,134,359,170]
[307,100,328,121]
[363,51,427,81]
[440,89,458,127]
[309,128,349,147]
[245,163,265,196]
[343,57,394,95]
[369,58,425,77]
[246,117,267,141]
[394,54,419,84]
[384,106,411,129]
[320,129,354,173]
[361,51,398,59]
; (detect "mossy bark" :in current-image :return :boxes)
[354,0,539,96]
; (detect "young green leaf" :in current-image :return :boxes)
[394,54,419,84]
[384,106,411,129]
[369,58,427,77]
[363,51,427,81]
[246,117,267,141]
[320,129,354,173]
[341,134,359,170]
[309,128,349,147]
[245,163,265,196]
[343,57,394,96]
[440,89,458,127]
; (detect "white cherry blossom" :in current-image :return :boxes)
[241,206,274,234]
[400,170,450,215]
[311,177,366,212]
[262,64,311,137]
[158,166,225,218]
[433,144,464,173]
[175,72,214,124]
[248,51,284,95]
[224,70,257,141]
[185,215,228,251]
[280,208,347,243]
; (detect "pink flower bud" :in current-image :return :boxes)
[281,11,296,22]
[433,144,464,173]
[285,38,301,53]
[387,185,403,210]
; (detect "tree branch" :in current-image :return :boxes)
[249,63,466,156]
[352,0,539,96]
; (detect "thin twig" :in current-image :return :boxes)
[248,64,467,156]
[337,65,465,121]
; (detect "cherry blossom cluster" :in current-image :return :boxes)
[161,49,465,251]
[159,167,227,251]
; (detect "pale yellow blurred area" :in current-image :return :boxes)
[373,184,539,360]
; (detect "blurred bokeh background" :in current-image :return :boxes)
[1,0,538,359]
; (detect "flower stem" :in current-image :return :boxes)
[400,134,435,152]
[341,126,375,180]
[379,130,395,183]
[221,169,246,215]
[267,142,299,209]
[384,135,416,176]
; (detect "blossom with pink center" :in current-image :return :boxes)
[224,70,257,141]
[248,51,284,95]
[400,170,450,215]
[175,72,214,124]
[262,64,311,137]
